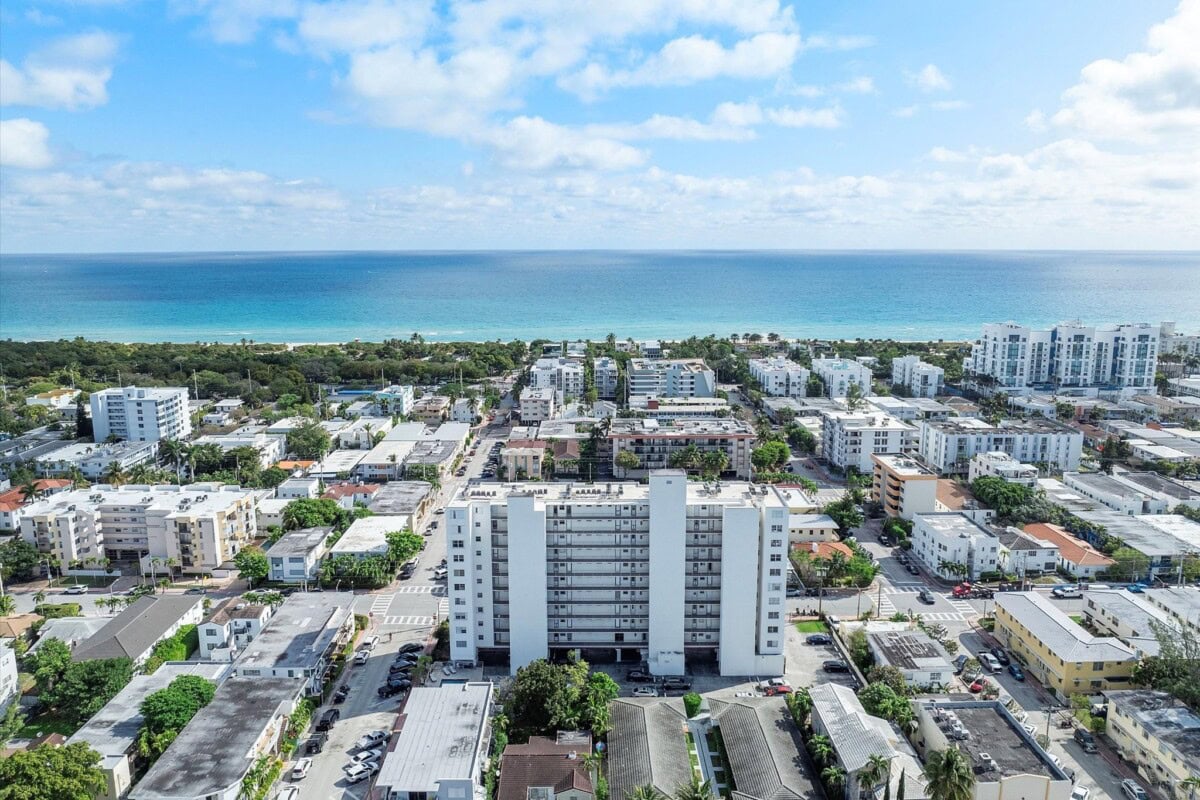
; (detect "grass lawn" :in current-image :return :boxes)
[685,732,700,774]
[794,620,829,634]
[17,712,80,740]
[1070,615,1084,624]
[50,574,116,588]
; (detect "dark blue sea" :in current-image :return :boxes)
[1,251,1198,343]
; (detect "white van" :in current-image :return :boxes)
[363,634,380,651]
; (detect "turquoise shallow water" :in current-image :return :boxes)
[1,250,1198,343]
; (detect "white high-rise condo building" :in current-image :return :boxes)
[891,356,945,398]
[530,358,585,400]
[919,417,1083,475]
[965,321,1159,395]
[90,386,192,443]
[749,357,810,397]
[594,357,619,399]
[446,472,788,677]
[811,359,873,398]
[627,359,716,399]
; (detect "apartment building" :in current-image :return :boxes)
[20,483,259,574]
[26,387,81,418]
[1020,523,1115,579]
[997,528,1060,578]
[410,395,451,422]
[967,451,1039,487]
[35,440,158,480]
[91,386,192,443]
[265,526,332,583]
[911,699,1072,800]
[626,359,716,399]
[73,595,205,667]
[871,454,939,520]
[918,417,1083,474]
[911,513,1000,581]
[231,592,355,695]
[749,357,810,397]
[892,356,945,398]
[374,384,415,416]
[811,358,873,398]
[964,321,1159,394]
[627,396,730,421]
[993,592,1137,698]
[191,431,284,468]
[1105,691,1200,799]
[608,418,754,479]
[1063,471,1170,515]
[520,387,558,422]
[594,357,619,399]
[0,478,71,533]
[445,472,789,677]
[530,357,586,400]
[821,411,915,474]
[198,597,274,661]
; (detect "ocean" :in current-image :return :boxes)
[1,250,1198,343]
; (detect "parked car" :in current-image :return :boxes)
[917,589,935,604]
[1007,663,1025,681]
[1073,728,1097,753]
[291,758,312,780]
[990,648,1011,666]
[394,654,419,666]
[333,685,350,704]
[1121,780,1149,800]
[353,650,370,665]
[354,730,389,750]
[316,709,340,731]
[905,564,920,575]
[804,587,828,597]
[661,677,692,691]
[969,677,989,693]
[388,663,413,675]
[1071,788,1090,800]
[344,764,378,784]
[377,683,407,698]
[631,687,658,697]
[62,585,89,595]
[952,654,969,674]
[627,670,654,683]
[978,652,1003,673]
[786,588,803,598]
[399,642,424,654]
[760,679,793,696]
[805,633,832,645]
[385,677,412,690]
[350,748,382,766]
[279,788,300,800]
[433,567,448,579]
[822,660,850,673]
[1051,586,1082,599]
[1126,583,1147,593]
[304,733,327,754]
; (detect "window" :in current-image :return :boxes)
[456,640,467,648]
[454,584,465,591]
[769,568,781,576]
[767,611,779,619]
[770,553,782,562]
[770,539,782,547]
[766,639,778,647]
[452,540,464,548]
[767,626,778,633]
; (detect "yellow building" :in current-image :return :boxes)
[1105,691,1200,799]
[993,592,1137,698]
[871,454,939,520]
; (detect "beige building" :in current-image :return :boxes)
[1105,691,1200,799]
[608,418,754,479]
[872,453,939,519]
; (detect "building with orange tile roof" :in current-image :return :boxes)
[0,478,73,531]
[1022,523,1115,579]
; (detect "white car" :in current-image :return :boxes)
[632,687,658,697]
[353,650,370,665]
[978,653,1003,673]
[62,585,88,595]
[291,758,312,780]
[278,788,300,800]
[350,748,382,766]
[353,730,389,750]
[1071,788,1090,800]
[344,762,380,783]
[362,634,380,651]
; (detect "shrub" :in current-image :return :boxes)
[34,603,82,619]
[683,692,702,718]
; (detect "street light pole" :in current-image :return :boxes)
[817,566,827,618]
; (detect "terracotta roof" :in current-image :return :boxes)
[497,737,594,800]
[0,479,73,509]
[505,439,549,450]
[793,541,855,560]
[322,483,381,500]
[936,479,970,510]
[0,614,41,638]
[276,460,316,470]
[550,440,581,460]
[1022,523,1115,568]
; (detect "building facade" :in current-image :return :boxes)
[918,418,1083,474]
[446,473,789,677]
[531,358,586,400]
[1105,690,1200,799]
[967,451,1040,487]
[520,387,558,422]
[608,418,754,479]
[749,357,810,398]
[911,513,1000,581]
[812,358,873,398]
[821,412,915,474]
[892,356,945,398]
[871,454,939,520]
[594,357,619,399]
[626,359,716,399]
[91,386,192,443]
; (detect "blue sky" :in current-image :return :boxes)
[1,0,1197,251]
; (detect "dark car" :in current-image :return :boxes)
[399,642,424,654]
[660,677,692,691]
[386,677,412,689]
[806,634,832,645]
[804,587,829,597]
[952,654,970,674]
[377,683,407,698]
[333,685,350,704]
[1073,728,1097,753]
[316,709,340,731]
[917,589,935,604]
[906,564,920,575]
[394,655,419,667]
[389,663,413,676]
[1007,663,1025,681]
[627,670,654,683]
[822,660,850,673]
[305,733,328,754]
[786,588,803,598]
[990,648,1011,666]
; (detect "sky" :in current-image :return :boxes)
[1,0,1198,252]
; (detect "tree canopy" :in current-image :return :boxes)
[500,657,620,742]
[138,675,217,759]
[0,742,107,800]
[0,539,42,583]
[233,547,270,587]
[42,658,134,724]
[286,420,332,459]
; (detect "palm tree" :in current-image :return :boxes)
[159,439,186,480]
[19,481,43,503]
[33,589,47,606]
[786,686,813,727]
[858,754,893,800]
[807,734,834,767]
[922,748,974,800]
[700,450,729,478]
[629,786,666,800]
[673,777,713,800]
[1179,777,1200,800]
[102,461,129,487]
[823,766,847,794]
[0,595,17,617]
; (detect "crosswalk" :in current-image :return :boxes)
[949,598,976,615]
[916,611,965,622]
[382,615,434,627]
[393,586,437,594]
[877,593,899,617]
[370,594,393,614]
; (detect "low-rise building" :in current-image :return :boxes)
[26,387,81,417]
[498,735,594,800]
[967,451,1040,487]
[1081,589,1177,657]
[198,598,274,661]
[68,662,231,800]
[608,418,754,479]
[521,387,559,422]
[1105,691,1200,799]
[451,397,484,424]
[265,526,332,584]
[919,417,1083,475]
[404,439,458,481]
[501,443,546,480]
[871,453,939,519]
[997,527,1060,578]
[911,513,1000,580]
[627,395,730,421]
[867,629,956,689]
[910,699,1072,800]
[35,440,159,480]
[1140,586,1200,631]
[1063,471,1170,515]
[994,591,1137,697]
[787,513,839,543]
[276,477,320,499]
[374,384,415,416]
[749,356,810,397]
[812,358,873,398]
[230,592,354,695]
[336,415,395,449]
[330,516,397,560]
[128,676,303,800]
[355,439,417,481]
[28,617,109,653]
[1019,524,1111,579]
[411,395,452,422]
[72,595,205,668]
[1112,471,1200,511]
[810,682,928,800]
[892,356,944,398]
[366,480,436,532]
[321,481,381,509]
[821,412,915,474]
[375,682,493,800]
[0,478,71,531]
[308,449,366,480]
[191,431,284,468]
[255,497,290,529]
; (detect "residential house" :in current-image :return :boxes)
[1105,691,1200,799]
[230,592,354,695]
[198,597,274,661]
[72,595,205,668]
[265,526,333,584]
[867,629,956,689]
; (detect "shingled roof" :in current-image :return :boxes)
[498,737,595,800]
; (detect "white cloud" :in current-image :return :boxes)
[802,34,875,51]
[1052,0,1200,143]
[930,99,968,111]
[484,117,647,171]
[0,118,55,168]
[766,104,843,128]
[297,0,434,55]
[1024,109,1048,132]
[0,32,120,110]
[892,105,918,118]
[909,63,951,92]
[560,32,801,97]
[586,114,756,142]
[182,0,300,45]
[927,146,970,163]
